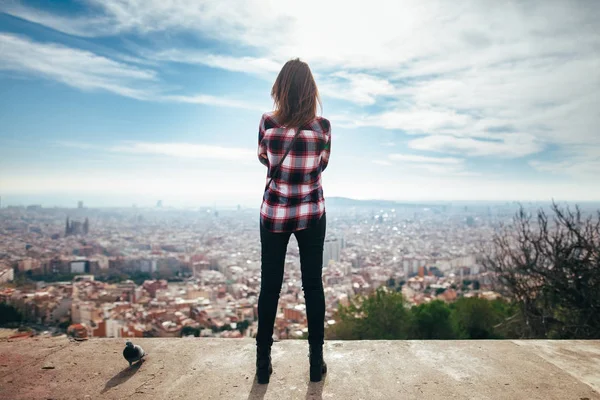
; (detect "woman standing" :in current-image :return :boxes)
[256,58,331,384]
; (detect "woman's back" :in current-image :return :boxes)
[258,111,331,233]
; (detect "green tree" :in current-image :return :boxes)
[180,326,200,337]
[327,288,411,340]
[0,303,23,325]
[237,320,250,334]
[58,319,71,330]
[410,300,456,339]
[489,299,521,339]
[450,297,499,339]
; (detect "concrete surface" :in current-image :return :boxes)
[0,338,599,400]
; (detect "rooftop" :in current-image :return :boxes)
[0,338,599,399]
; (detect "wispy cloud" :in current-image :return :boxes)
[0,33,156,99]
[150,50,281,77]
[160,94,265,111]
[529,145,600,178]
[53,140,257,161]
[408,134,542,158]
[54,141,98,150]
[351,108,475,134]
[110,142,255,161]
[372,160,393,166]
[318,72,396,106]
[374,153,477,177]
[388,154,463,164]
[0,33,261,110]
[0,2,116,37]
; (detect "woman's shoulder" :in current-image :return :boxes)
[260,111,280,130]
[262,111,276,119]
[310,116,331,134]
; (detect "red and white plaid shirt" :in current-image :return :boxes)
[258,111,331,233]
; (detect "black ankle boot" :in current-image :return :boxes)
[309,344,327,382]
[256,343,273,384]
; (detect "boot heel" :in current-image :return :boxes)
[257,363,272,384]
[310,363,325,382]
[256,344,273,384]
[309,345,327,382]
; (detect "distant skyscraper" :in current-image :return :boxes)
[66,217,87,236]
[78,201,83,209]
[323,238,341,269]
[70,221,83,235]
[157,200,163,208]
[403,260,410,277]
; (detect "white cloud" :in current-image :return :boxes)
[150,50,282,77]
[0,33,261,110]
[160,94,266,111]
[529,145,600,178]
[110,142,255,161]
[53,141,98,150]
[388,154,463,164]
[375,153,475,177]
[372,160,392,166]
[353,107,475,134]
[0,33,156,99]
[0,3,116,37]
[318,72,396,106]
[408,134,542,158]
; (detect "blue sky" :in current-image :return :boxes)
[0,0,599,207]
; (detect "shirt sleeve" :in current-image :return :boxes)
[320,119,331,172]
[258,114,269,167]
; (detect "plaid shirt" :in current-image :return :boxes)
[258,111,331,233]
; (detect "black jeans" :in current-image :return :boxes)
[256,213,326,346]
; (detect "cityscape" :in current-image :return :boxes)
[1,198,587,341]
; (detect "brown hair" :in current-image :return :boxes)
[271,58,322,128]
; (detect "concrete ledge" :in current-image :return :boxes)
[0,338,599,399]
